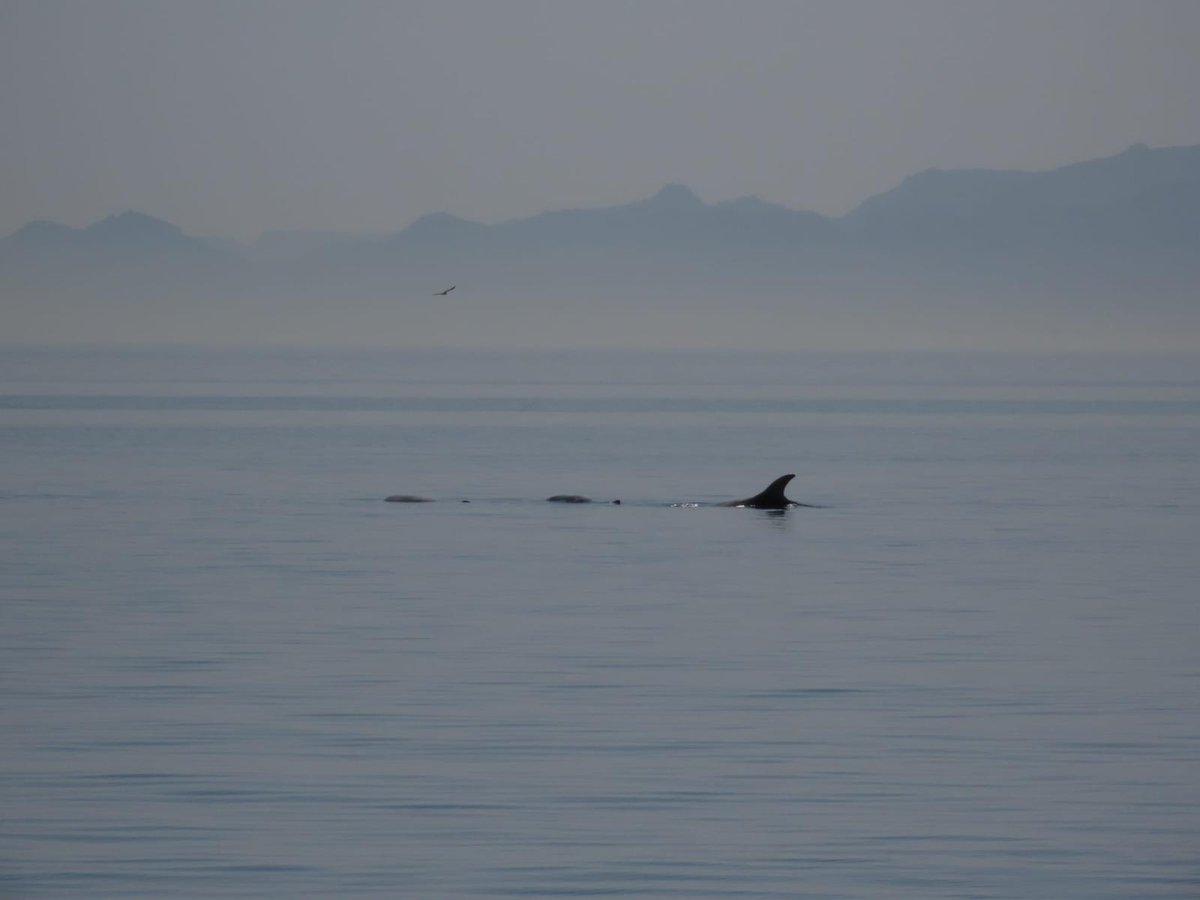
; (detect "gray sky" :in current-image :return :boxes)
[3,0,1199,239]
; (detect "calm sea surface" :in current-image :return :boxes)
[2,346,1198,898]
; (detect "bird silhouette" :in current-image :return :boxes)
[433,285,456,296]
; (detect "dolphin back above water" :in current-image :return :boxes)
[383,474,813,508]
[717,474,812,509]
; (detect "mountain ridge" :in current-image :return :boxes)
[3,143,1198,349]
[6,142,1198,253]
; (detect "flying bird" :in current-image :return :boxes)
[433,285,456,296]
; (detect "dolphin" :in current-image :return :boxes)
[384,494,434,503]
[717,474,813,509]
[546,495,621,504]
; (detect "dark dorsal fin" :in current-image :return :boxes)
[753,473,795,505]
[718,473,800,508]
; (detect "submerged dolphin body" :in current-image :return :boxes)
[384,494,434,503]
[717,474,813,509]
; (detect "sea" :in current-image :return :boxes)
[1,345,1198,899]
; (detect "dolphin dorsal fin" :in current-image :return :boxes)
[755,473,795,503]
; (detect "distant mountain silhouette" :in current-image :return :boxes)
[494,183,837,247]
[0,209,243,311]
[86,211,190,246]
[844,143,1200,246]
[6,220,79,245]
[402,212,489,242]
[2,144,1198,348]
[7,144,1195,270]
[3,210,235,268]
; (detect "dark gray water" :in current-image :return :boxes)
[2,347,1198,898]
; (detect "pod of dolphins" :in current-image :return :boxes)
[385,473,814,509]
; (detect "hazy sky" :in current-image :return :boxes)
[3,0,1199,239]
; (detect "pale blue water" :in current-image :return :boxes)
[2,347,1198,898]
